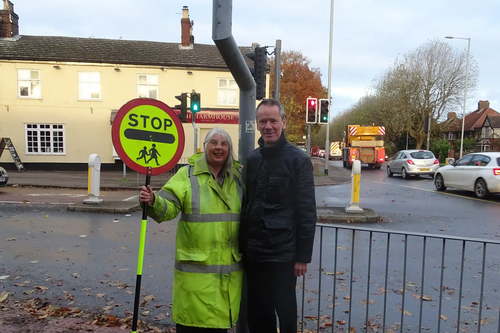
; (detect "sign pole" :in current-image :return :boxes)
[131,167,152,333]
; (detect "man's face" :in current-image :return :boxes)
[256,104,286,147]
[205,133,229,167]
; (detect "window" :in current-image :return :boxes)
[25,124,65,154]
[455,154,473,166]
[218,78,238,105]
[448,132,455,140]
[18,69,41,98]
[471,154,490,166]
[410,151,435,159]
[79,72,101,100]
[137,74,158,99]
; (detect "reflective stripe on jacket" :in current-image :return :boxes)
[147,153,243,329]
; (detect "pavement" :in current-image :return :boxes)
[4,158,380,222]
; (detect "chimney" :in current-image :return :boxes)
[447,112,456,121]
[478,100,490,111]
[180,6,194,49]
[0,0,19,38]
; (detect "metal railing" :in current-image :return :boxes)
[297,224,500,333]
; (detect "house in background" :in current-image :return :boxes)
[0,0,267,170]
[478,115,500,151]
[441,100,500,153]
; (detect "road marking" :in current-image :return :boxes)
[398,185,500,205]
[123,195,139,202]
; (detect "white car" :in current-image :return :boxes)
[434,152,500,199]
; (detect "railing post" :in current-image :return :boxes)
[345,159,363,213]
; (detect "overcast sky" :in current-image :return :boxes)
[14,0,500,118]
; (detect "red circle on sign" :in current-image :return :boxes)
[111,98,185,176]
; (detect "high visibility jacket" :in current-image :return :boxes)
[146,153,243,329]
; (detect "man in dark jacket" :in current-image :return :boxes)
[241,99,317,333]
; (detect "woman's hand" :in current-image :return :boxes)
[139,185,155,206]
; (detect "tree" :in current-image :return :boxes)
[373,39,479,148]
[268,51,326,142]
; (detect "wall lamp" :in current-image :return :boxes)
[114,67,121,72]
[187,70,193,75]
[53,65,61,70]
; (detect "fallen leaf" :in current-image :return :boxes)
[440,314,447,321]
[36,286,49,291]
[350,327,356,333]
[119,268,129,271]
[337,320,346,325]
[96,293,106,298]
[337,246,347,250]
[154,313,167,321]
[5,238,15,241]
[397,308,413,316]
[0,292,9,303]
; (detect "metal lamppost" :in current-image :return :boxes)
[445,36,470,159]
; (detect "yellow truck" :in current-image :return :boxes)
[342,125,386,169]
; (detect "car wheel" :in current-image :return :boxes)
[401,167,409,179]
[435,174,446,191]
[475,179,489,199]
[387,166,393,177]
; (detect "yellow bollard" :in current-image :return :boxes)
[345,160,363,213]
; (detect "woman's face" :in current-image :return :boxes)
[205,133,229,167]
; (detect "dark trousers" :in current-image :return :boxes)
[245,261,298,333]
[176,324,227,333]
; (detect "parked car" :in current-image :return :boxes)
[387,150,439,179]
[319,149,326,158]
[0,166,8,187]
[434,152,500,199]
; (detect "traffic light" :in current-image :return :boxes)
[175,92,187,122]
[190,92,201,113]
[306,98,317,124]
[319,99,329,124]
[246,46,267,100]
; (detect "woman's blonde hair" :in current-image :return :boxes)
[203,127,236,182]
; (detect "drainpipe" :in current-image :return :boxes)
[212,0,256,180]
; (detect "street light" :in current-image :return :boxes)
[445,35,470,159]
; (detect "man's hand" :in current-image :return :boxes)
[139,185,155,206]
[294,262,308,277]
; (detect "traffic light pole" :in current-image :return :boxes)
[324,0,335,175]
[307,124,311,156]
[274,39,281,100]
[192,111,198,154]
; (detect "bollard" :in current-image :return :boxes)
[345,160,363,213]
[83,154,103,205]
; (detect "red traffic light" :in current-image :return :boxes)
[308,99,316,108]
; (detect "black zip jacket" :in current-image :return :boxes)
[240,133,317,263]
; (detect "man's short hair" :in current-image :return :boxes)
[256,99,285,120]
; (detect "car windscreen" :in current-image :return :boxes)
[497,157,500,166]
[409,151,435,159]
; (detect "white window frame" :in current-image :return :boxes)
[137,74,159,99]
[78,72,101,100]
[448,132,455,140]
[217,78,238,106]
[18,69,41,99]
[25,123,66,155]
